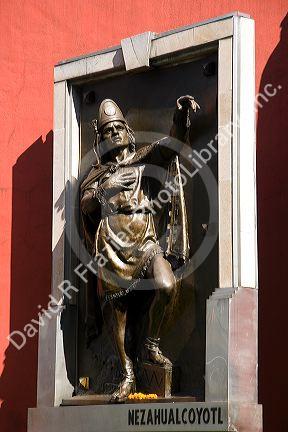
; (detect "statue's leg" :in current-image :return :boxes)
[143,253,176,365]
[101,298,136,402]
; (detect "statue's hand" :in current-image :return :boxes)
[177,95,200,113]
[101,171,136,193]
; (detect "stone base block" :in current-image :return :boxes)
[28,401,262,432]
[137,361,173,397]
[228,403,262,432]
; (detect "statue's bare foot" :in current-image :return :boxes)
[110,375,136,403]
[143,337,172,367]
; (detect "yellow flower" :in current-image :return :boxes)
[128,392,158,400]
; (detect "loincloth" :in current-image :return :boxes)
[95,213,162,300]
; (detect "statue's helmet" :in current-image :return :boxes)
[98,99,127,131]
[92,98,135,155]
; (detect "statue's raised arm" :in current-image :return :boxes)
[155,95,200,162]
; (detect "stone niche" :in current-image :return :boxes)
[28,11,262,432]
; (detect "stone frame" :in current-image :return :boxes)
[30,11,262,432]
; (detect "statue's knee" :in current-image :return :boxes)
[157,275,176,301]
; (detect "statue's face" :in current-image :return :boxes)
[102,121,129,149]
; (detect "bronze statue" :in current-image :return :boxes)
[80,96,199,402]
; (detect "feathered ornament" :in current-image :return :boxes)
[90,119,101,163]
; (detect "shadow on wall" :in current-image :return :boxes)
[257,13,288,432]
[0,132,53,432]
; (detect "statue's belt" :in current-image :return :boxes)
[101,209,153,217]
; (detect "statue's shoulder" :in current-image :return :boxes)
[132,139,166,163]
[131,137,171,165]
[81,164,108,191]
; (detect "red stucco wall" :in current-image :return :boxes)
[0,1,287,431]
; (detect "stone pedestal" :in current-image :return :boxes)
[28,401,262,432]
